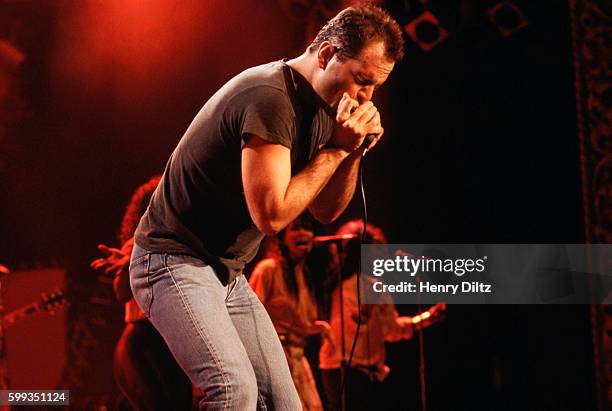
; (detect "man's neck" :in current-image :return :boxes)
[286,53,335,118]
[285,53,313,83]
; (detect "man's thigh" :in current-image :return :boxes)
[131,249,258,408]
[227,276,302,410]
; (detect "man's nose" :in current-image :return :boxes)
[357,86,374,104]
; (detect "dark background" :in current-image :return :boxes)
[0,1,594,410]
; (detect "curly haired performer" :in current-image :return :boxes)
[91,176,192,410]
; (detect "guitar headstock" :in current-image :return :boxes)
[411,303,446,330]
[38,288,67,313]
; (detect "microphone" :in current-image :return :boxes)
[348,105,378,155]
[362,133,377,156]
[313,233,358,246]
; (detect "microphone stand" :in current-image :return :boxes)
[415,272,427,411]
[326,239,347,411]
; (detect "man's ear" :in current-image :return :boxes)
[317,41,336,70]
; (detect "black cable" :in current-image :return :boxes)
[337,151,368,410]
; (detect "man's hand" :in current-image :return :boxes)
[331,93,384,152]
[397,316,414,340]
[91,242,134,304]
[309,320,335,348]
[90,244,130,276]
[308,320,332,337]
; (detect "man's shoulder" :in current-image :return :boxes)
[215,60,294,116]
[229,60,289,94]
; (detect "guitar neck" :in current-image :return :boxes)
[3,302,41,328]
[410,303,446,331]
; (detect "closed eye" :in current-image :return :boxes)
[356,78,374,86]
[354,72,375,86]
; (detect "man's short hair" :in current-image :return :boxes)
[308,4,404,62]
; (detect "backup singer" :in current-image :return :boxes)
[91,176,192,411]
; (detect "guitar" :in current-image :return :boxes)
[2,288,67,328]
[355,302,446,330]
[409,302,446,330]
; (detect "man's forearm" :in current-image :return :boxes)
[244,145,350,234]
[278,147,350,226]
[309,149,362,223]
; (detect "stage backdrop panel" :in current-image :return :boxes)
[3,267,67,390]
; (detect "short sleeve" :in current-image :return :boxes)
[379,304,404,342]
[236,86,295,149]
[249,258,279,304]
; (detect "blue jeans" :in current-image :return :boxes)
[129,243,301,410]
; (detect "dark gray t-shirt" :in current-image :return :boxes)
[135,60,333,283]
